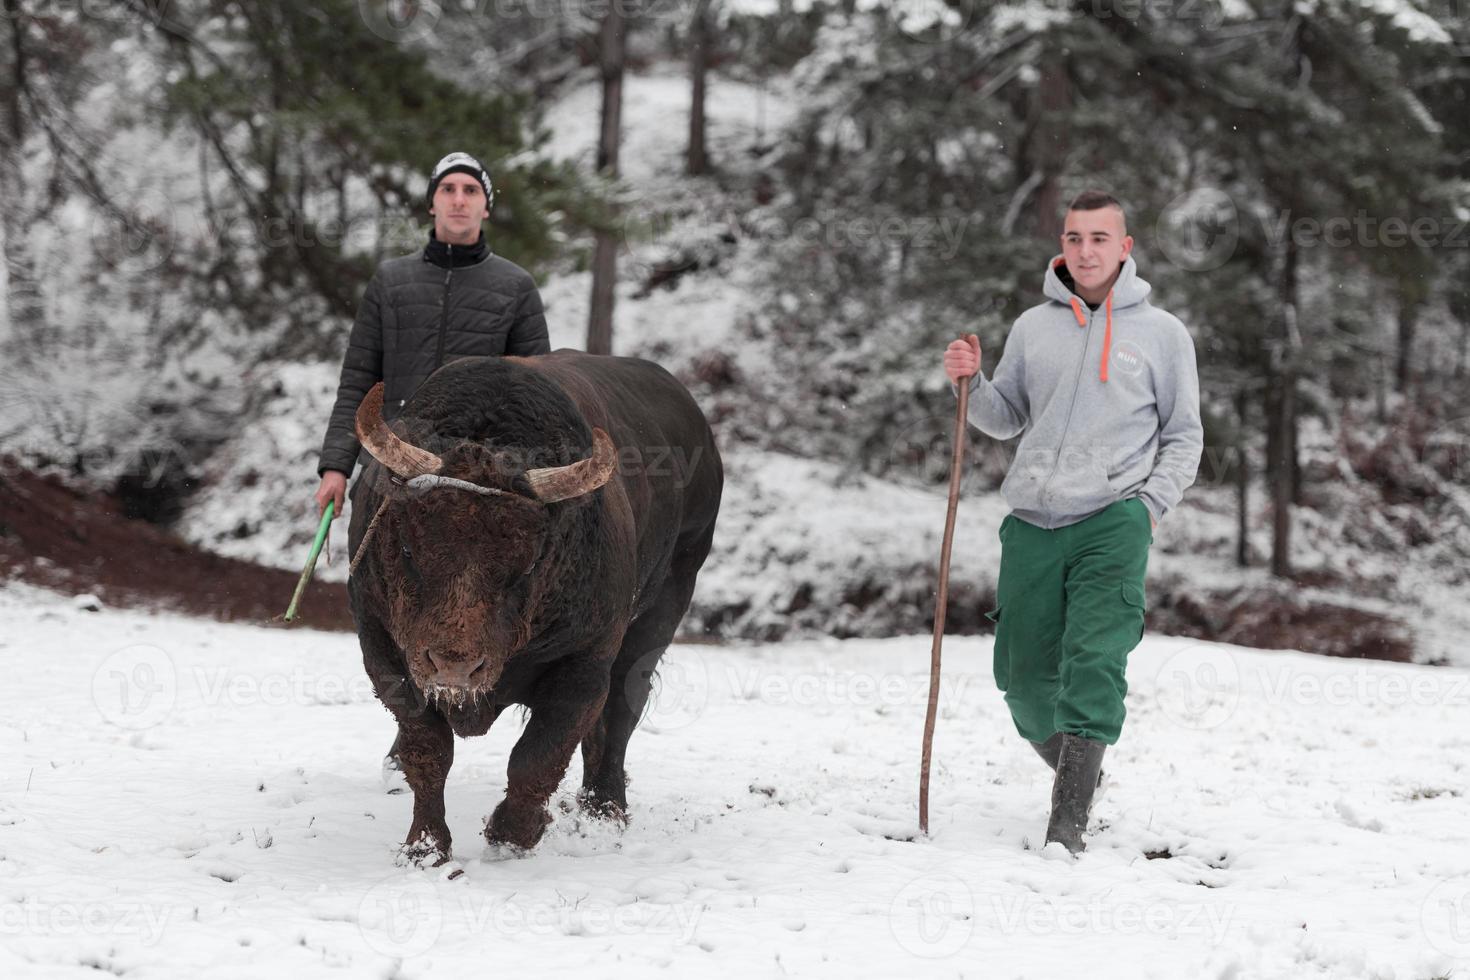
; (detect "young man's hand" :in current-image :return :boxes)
[944,334,982,385]
[315,471,347,519]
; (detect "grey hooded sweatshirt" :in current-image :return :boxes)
[957,254,1203,530]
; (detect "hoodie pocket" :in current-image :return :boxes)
[1025,451,1113,516]
[1064,457,1116,512]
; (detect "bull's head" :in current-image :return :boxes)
[353,383,616,706]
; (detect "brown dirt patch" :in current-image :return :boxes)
[0,460,353,631]
[1153,584,1413,662]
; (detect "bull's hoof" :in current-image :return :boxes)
[396,827,451,867]
[485,799,551,850]
[577,790,629,825]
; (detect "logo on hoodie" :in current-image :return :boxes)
[1111,340,1147,377]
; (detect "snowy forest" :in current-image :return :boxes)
[4,0,1469,661]
[2,1,1469,977]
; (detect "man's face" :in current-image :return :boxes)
[1061,206,1133,295]
[431,172,489,245]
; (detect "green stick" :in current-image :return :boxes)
[284,501,333,623]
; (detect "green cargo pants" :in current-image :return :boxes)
[984,496,1152,746]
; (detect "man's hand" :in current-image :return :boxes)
[944,334,982,385]
[1150,515,1158,531]
[315,471,347,519]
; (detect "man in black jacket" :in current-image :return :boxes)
[313,151,551,517]
[313,152,550,783]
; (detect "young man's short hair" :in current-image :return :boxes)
[1067,189,1124,213]
[1067,190,1127,232]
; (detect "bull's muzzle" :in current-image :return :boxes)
[426,651,485,688]
[421,652,501,707]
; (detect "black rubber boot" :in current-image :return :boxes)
[1030,733,1063,770]
[1045,733,1107,855]
[1031,732,1105,789]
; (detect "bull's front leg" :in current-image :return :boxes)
[396,710,455,866]
[486,659,609,850]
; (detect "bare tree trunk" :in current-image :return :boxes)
[1029,54,1070,242]
[1234,386,1250,568]
[586,1,626,356]
[587,238,617,355]
[1395,284,1420,393]
[686,0,711,176]
[0,0,45,363]
[1459,312,1469,380]
[1375,350,1388,424]
[1450,268,1470,380]
[1266,378,1295,579]
[1266,234,1300,580]
[1290,363,1301,506]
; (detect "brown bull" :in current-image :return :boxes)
[346,352,722,864]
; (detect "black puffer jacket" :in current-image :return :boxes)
[318,232,551,476]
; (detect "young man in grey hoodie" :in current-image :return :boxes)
[943,190,1203,854]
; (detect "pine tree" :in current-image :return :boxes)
[146,0,597,331]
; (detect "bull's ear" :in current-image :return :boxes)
[525,428,617,503]
[355,383,444,478]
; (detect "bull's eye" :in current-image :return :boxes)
[401,544,424,591]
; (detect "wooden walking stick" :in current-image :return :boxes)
[920,356,972,835]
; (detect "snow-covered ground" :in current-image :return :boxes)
[3,583,1467,979]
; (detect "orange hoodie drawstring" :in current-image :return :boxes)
[1067,292,1115,383]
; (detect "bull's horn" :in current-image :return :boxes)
[525,428,617,503]
[354,383,443,478]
